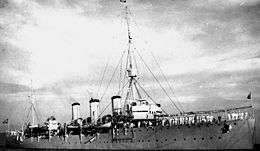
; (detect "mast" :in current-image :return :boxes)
[31,96,35,125]
[123,4,137,114]
[30,80,35,125]
[122,0,147,115]
[119,0,182,115]
[28,80,38,126]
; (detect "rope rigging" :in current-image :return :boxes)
[150,51,185,113]
[100,50,126,101]
[120,4,184,114]
[31,101,41,124]
[119,53,123,92]
[97,59,110,99]
[98,80,129,118]
[135,80,168,115]
[24,80,43,125]
[135,50,183,114]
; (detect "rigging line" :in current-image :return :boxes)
[119,52,122,91]
[119,53,127,91]
[135,80,169,115]
[117,79,130,96]
[126,7,182,113]
[123,52,128,81]
[118,4,127,93]
[28,96,41,123]
[137,50,182,114]
[100,50,126,101]
[98,102,112,118]
[22,102,29,123]
[35,99,44,123]
[133,81,142,99]
[32,91,43,123]
[98,80,129,118]
[32,103,41,123]
[25,96,32,123]
[121,21,129,88]
[26,106,32,123]
[133,48,140,76]
[150,51,185,113]
[135,50,182,114]
[118,69,127,95]
[136,51,182,114]
[97,59,110,98]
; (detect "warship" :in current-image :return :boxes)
[5,0,256,150]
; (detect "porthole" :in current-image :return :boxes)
[218,136,221,139]
[210,137,213,139]
[165,139,168,141]
[142,140,144,142]
[174,138,177,141]
[139,129,142,132]
[148,140,150,142]
[202,138,204,140]
[234,123,236,125]
[183,138,186,140]
[156,140,158,142]
[194,138,196,140]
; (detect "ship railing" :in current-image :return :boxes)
[117,107,252,128]
[181,105,253,115]
[157,107,253,126]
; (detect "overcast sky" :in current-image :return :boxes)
[0,0,260,126]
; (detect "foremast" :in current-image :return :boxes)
[123,3,142,116]
[27,80,39,127]
[117,0,181,118]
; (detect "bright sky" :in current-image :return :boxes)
[0,0,260,126]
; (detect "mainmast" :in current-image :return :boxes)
[122,2,141,114]
[30,80,35,125]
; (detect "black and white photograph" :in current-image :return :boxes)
[0,0,259,150]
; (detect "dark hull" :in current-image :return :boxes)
[6,118,255,149]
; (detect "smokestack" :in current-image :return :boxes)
[72,102,80,121]
[89,98,100,124]
[111,95,122,115]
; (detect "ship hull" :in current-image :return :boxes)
[6,118,255,150]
